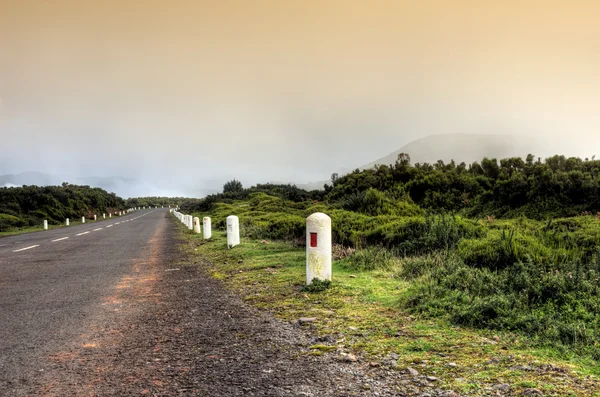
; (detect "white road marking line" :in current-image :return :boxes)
[115,222,121,225]
[0,244,6,247]
[52,237,69,242]
[13,245,40,252]
[76,231,90,236]
[106,225,113,228]
[93,228,103,231]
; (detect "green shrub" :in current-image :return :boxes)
[345,247,396,271]
[0,213,26,231]
[366,215,484,255]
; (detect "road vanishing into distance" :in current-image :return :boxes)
[0,208,431,396]
[0,209,171,395]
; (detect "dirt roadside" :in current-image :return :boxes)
[33,215,456,396]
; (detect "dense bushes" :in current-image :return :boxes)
[183,155,600,358]
[0,184,124,231]
[403,252,600,356]
[328,154,600,219]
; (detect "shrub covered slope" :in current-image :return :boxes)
[182,154,600,360]
[0,184,125,230]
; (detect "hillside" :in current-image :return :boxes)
[361,133,538,169]
[297,133,539,190]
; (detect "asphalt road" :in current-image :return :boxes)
[0,208,170,395]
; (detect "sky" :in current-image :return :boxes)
[1,0,600,197]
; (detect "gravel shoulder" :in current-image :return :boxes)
[27,214,453,396]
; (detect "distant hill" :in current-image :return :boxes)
[361,134,539,169]
[297,133,540,190]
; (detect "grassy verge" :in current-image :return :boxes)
[0,214,132,237]
[180,222,600,396]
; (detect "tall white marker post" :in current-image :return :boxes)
[193,217,201,233]
[203,217,212,239]
[43,220,48,230]
[82,216,86,224]
[109,213,112,218]
[103,213,106,219]
[306,213,332,285]
[226,215,240,248]
[94,215,97,221]
[66,218,70,226]
[187,215,193,231]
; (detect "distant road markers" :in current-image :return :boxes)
[52,237,69,242]
[13,245,40,253]
[76,231,90,236]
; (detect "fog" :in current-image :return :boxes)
[1,1,600,197]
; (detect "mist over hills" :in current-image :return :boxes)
[297,133,542,190]
[0,172,219,198]
[0,134,558,195]
[362,134,540,169]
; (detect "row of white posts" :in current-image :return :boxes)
[41,207,148,230]
[171,210,332,285]
[172,210,214,240]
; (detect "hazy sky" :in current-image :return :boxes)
[1,1,600,196]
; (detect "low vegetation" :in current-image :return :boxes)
[0,183,124,231]
[180,154,600,377]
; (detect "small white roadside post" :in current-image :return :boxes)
[66,218,70,226]
[203,217,212,239]
[94,214,97,221]
[43,220,48,230]
[187,215,193,230]
[306,212,332,285]
[103,213,106,219]
[193,217,201,233]
[82,216,86,224]
[226,215,240,248]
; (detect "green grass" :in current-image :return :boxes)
[180,219,600,396]
[0,214,132,237]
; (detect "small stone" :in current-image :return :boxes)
[238,259,243,263]
[348,326,358,331]
[447,362,457,367]
[494,384,510,392]
[426,376,438,382]
[344,354,358,362]
[369,362,380,367]
[522,389,542,396]
[349,275,357,278]
[511,365,533,372]
[439,392,460,397]
[406,367,420,376]
[299,317,317,324]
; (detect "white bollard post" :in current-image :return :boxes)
[109,213,112,218]
[82,216,86,224]
[103,213,106,219]
[193,217,201,233]
[119,211,122,216]
[203,217,212,239]
[226,215,240,248]
[94,214,97,221]
[306,212,332,285]
[66,218,70,226]
[43,220,48,230]
[188,215,193,230]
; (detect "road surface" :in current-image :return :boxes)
[0,208,426,396]
[0,209,169,395]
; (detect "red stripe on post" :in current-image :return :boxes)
[310,232,318,248]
